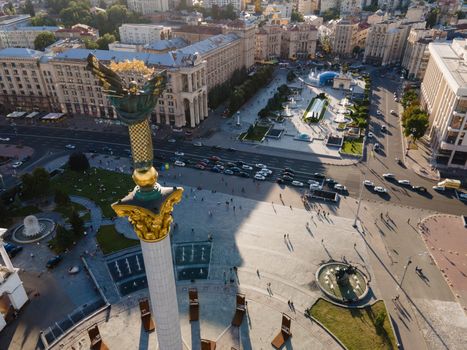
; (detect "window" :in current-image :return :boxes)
[450,115,464,129]
[159,107,165,112]
[169,108,174,113]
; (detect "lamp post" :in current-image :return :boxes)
[88,55,183,349]
[398,256,412,291]
[353,176,364,228]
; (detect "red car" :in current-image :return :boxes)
[210,156,221,162]
[195,164,205,170]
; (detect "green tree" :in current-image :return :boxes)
[403,111,429,142]
[426,8,439,28]
[96,33,116,50]
[30,15,57,26]
[84,38,99,49]
[402,89,419,108]
[21,168,50,197]
[34,31,56,50]
[69,210,84,237]
[68,152,90,171]
[375,311,386,332]
[4,2,16,15]
[229,88,245,113]
[456,10,466,20]
[90,11,111,35]
[59,2,92,27]
[52,225,74,252]
[322,8,339,21]
[21,0,36,16]
[106,4,128,29]
[0,200,11,226]
[287,70,296,82]
[291,9,304,22]
[54,189,70,207]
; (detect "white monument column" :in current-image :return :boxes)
[141,236,182,349]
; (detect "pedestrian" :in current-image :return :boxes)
[284,234,286,239]
[286,233,289,239]
[407,218,410,224]
[395,295,400,301]
[321,238,324,244]
[287,300,291,308]
[191,228,194,233]
[354,243,357,248]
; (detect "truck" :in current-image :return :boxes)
[437,179,461,189]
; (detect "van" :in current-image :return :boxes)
[437,179,461,189]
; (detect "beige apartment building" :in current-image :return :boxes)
[255,22,317,61]
[0,48,208,128]
[0,26,61,49]
[420,39,467,168]
[363,19,425,66]
[330,19,359,56]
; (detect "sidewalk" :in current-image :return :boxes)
[401,135,440,182]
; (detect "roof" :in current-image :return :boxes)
[3,26,61,32]
[174,33,239,60]
[174,25,223,35]
[0,47,44,58]
[144,37,188,51]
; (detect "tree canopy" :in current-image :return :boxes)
[291,10,304,22]
[402,111,429,141]
[34,31,57,51]
[21,168,50,198]
[30,15,58,26]
[97,33,116,50]
[68,152,90,172]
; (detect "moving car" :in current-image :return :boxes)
[432,185,445,191]
[291,180,304,187]
[412,185,427,193]
[255,163,267,169]
[65,144,76,149]
[46,255,63,269]
[398,179,411,186]
[254,174,266,181]
[224,169,234,175]
[174,151,184,156]
[167,138,176,143]
[282,175,294,182]
[194,164,205,170]
[368,132,375,138]
[374,186,387,193]
[193,142,203,147]
[313,173,325,179]
[174,160,185,167]
[363,180,374,187]
[383,173,396,179]
[0,137,10,141]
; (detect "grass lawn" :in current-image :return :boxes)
[303,97,328,123]
[341,137,363,155]
[96,225,139,255]
[241,124,270,142]
[309,299,397,350]
[9,205,41,217]
[54,202,89,221]
[51,168,134,218]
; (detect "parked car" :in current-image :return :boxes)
[4,243,23,258]
[224,169,234,175]
[226,162,236,167]
[363,180,374,187]
[412,185,427,193]
[193,142,203,147]
[282,175,294,182]
[284,167,295,174]
[309,183,322,190]
[383,173,396,179]
[174,151,184,156]
[212,145,222,150]
[308,179,320,185]
[11,161,22,168]
[230,167,241,173]
[239,172,250,178]
[325,178,336,185]
[282,171,294,178]
[377,110,382,115]
[65,144,76,149]
[174,160,185,167]
[0,137,10,141]
[291,180,304,187]
[259,168,272,175]
[210,156,221,162]
[374,186,387,193]
[276,178,285,184]
[398,179,411,186]
[242,164,253,170]
[255,163,267,169]
[313,172,325,179]
[228,147,237,152]
[334,184,347,191]
[432,185,445,191]
[167,138,176,143]
[373,143,380,151]
[381,125,387,132]
[194,164,205,170]
[236,161,245,166]
[46,255,63,269]
[211,166,222,173]
[254,174,266,181]
[368,132,375,138]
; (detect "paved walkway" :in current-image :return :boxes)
[401,135,440,181]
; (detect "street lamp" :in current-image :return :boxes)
[398,256,412,290]
[353,176,365,228]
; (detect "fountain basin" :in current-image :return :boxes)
[12,217,55,243]
[316,262,369,304]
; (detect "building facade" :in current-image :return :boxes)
[119,24,171,45]
[127,0,169,15]
[420,39,467,168]
[330,19,359,56]
[203,0,245,11]
[0,26,61,49]
[281,23,318,60]
[255,24,282,61]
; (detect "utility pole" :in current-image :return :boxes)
[398,256,412,290]
[353,177,364,228]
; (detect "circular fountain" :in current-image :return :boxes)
[316,262,369,304]
[12,215,55,243]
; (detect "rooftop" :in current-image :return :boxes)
[144,37,188,51]
[174,25,223,35]
[0,47,44,58]
[0,14,30,27]
[3,26,61,32]
[175,33,239,58]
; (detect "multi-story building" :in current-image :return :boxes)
[203,0,245,11]
[0,15,30,30]
[438,0,462,26]
[420,39,467,168]
[0,47,208,128]
[256,22,317,61]
[144,37,189,53]
[319,0,338,13]
[55,24,99,41]
[363,19,425,66]
[340,0,362,16]
[293,0,313,16]
[0,26,61,49]
[119,24,171,45]
[255,23,282,61]
[172,25,223,44]
[264,3,293,18]
[127,0,169,15]
[402,28,447,80]
[329,18,359,56]
[281,23,318,59]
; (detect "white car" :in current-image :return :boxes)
[309,183,322,190]
[432,185,445,191]
[193,142,203,147]
[168,139,176,143]
[174,160,185,167]
[383,173,396,179]
[308,179,320,185]
[0,137,10,141]
[11,161,22,168]
[65,144,76,149]
[368,132,375,138]
[390,109,396,115]
[254,174,266,181]
[363,180,374,187]
[255,163,267,169]
[377,110,382,115]
[334,184,347,191]
[174,151,184,156]
[259,168,272,175]
[398,179,411,185]
[374,186,387,193]
[291,180,304,187]
[242,165,253,170]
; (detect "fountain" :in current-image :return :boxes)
[12,215,55,243]
[316,262,369,304]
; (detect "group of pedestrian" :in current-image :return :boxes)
[287,300,295,312]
